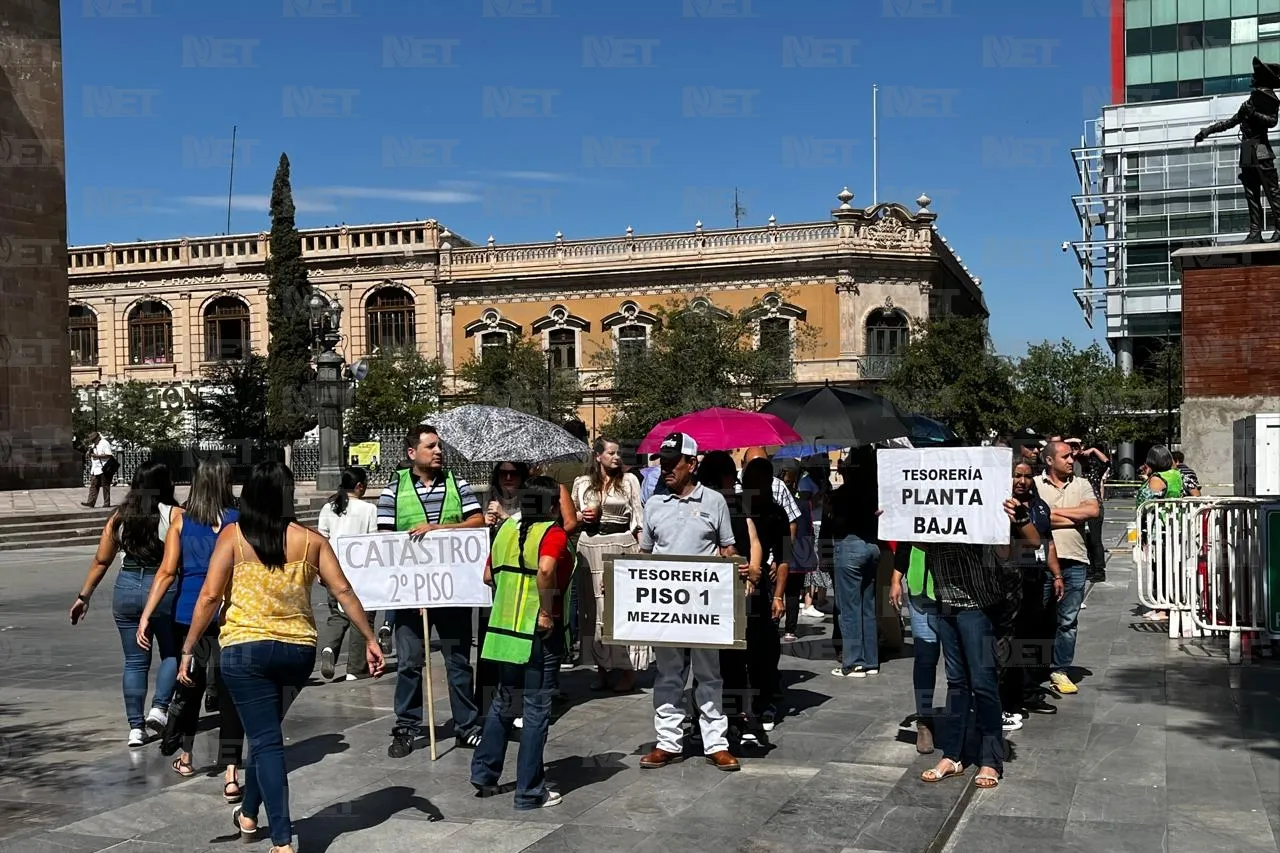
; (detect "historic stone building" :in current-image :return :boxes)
[66,188,987,431]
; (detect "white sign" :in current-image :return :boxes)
[877,446,1013,544]
[333,529,492,610]
[606,556,741,648]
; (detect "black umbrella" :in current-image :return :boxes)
[760,383,912,446]
[908,414,962,446]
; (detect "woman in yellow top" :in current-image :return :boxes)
[180,462,385,853]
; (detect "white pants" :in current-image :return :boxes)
[652,646,728,754]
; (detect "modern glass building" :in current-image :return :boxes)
[1070,1,1280,373]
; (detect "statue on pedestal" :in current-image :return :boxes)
[1194,57,1280,243]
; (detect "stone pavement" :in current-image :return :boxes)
[2,502,1280,853]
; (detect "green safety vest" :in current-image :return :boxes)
[393,468,463,531]
[905,546,935,600]
[1162,468,1184,499]
[482,519,553,665]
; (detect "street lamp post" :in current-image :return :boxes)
[91,379,101,431]
[309,294,347,492]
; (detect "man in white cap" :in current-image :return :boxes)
[639,432,741,772]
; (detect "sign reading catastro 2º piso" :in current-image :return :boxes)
[602,554,746,650]
[876,446,1013,545]
[333,528,492,611]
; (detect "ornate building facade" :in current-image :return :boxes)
[66,188,987,430]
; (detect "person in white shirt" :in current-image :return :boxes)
[83,432,117,508]
[317,467,381,681]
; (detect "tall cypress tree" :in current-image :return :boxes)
[264,153,316,441]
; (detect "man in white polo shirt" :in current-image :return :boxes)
[639,432,741,772]
[1036,439,1100,697]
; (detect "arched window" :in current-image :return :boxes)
[68,305,98,366]
[480,331,509,361]
[547,328,576,369]
[203,296,250,361]
[366,287,415,351]
[617,323,648,365]
[866,308,910,355]
[759,316,792,369]
[128,300,172,365]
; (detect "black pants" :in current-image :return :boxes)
[1085,505,1107,576]
[782,572,807,635]
[995,568,1023,714]
[998,571,1056,711]
[169,622,245,766]
[720,593,782,719]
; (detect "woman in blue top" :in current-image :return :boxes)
[138,457,245,800]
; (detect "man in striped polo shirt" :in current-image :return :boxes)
[378,425,486,758]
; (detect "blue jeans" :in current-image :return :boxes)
[111,569,177,729]
[908,595,940,719]
[834,536,881,672]
[221,641,315,848]
[393,606,479,736]
[935,606,1004,774]
[470,623,563,809]
[1052,560,1088,673]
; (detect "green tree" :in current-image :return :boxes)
[594,298,810,441]
[196,353,270,441]
[881,316,1015,443]
[72,390,96,444]
[455,335,580,423]
[99,381,184,448]
[347,347,445,440]
[264,152,316,442]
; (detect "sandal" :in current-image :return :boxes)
[171,757,195,778]
[920,758,964,783]
[231,806,258,839]
[224,779,243,804]
[975,773,1000,789]
[456,730,482,749]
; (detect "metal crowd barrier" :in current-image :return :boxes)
[1134,496,1270,663]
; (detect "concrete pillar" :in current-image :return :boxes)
[1115,337,1136,480]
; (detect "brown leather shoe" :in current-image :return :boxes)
[705,750,740,771]
[639,748,682,769]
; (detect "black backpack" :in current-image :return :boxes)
[101,455,120,479]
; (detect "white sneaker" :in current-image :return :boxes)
[539,790,562,808]
[800,606,825,619]
[1002,712,1024,732]
[128,728,146,747]
[145,707,168,735]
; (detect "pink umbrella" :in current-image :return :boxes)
[637,407,802,454]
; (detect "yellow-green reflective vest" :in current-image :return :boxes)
[482,519,552,665]
[393,468,463,531]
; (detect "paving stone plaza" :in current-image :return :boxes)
[1,504,1278,853]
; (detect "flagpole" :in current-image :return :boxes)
[872,84,878,205]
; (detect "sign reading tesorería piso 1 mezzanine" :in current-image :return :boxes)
[602,554,746,650]
[333,528,492,611]
[876,446,1013,545]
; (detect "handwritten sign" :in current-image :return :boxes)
[334,528,492,610]
[877,446,1012,544]
[602,554,745,649]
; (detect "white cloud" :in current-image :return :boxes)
[485,170,579,183]
[314,186,481,203]
[181,193,339,214]
[179,185,481,216]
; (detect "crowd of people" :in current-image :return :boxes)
[69,417,1197,852]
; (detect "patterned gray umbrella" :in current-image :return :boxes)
[428,405,590,465]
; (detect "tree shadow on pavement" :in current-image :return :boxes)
[292,785,444,853]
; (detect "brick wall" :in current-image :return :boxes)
[1182,261,1280,399]
[0,0,80,488]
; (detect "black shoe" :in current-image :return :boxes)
[377,624,393,656]
[388,727,416,758]
[204,687,218,714]
[456,729,482,749]
[320,647,336,680]
[1021,697,1058,715]
[472,782,502,798]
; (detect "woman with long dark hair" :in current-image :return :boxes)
[180,462,384,853]
[136,456,245,797]
[317,467,380,681]
[573,437,646,691]
[740,456,790,730]
[472,476,575,810]
[71,460,180,746]
[485,461,531,528]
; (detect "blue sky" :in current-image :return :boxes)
[63,0,1112,355]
